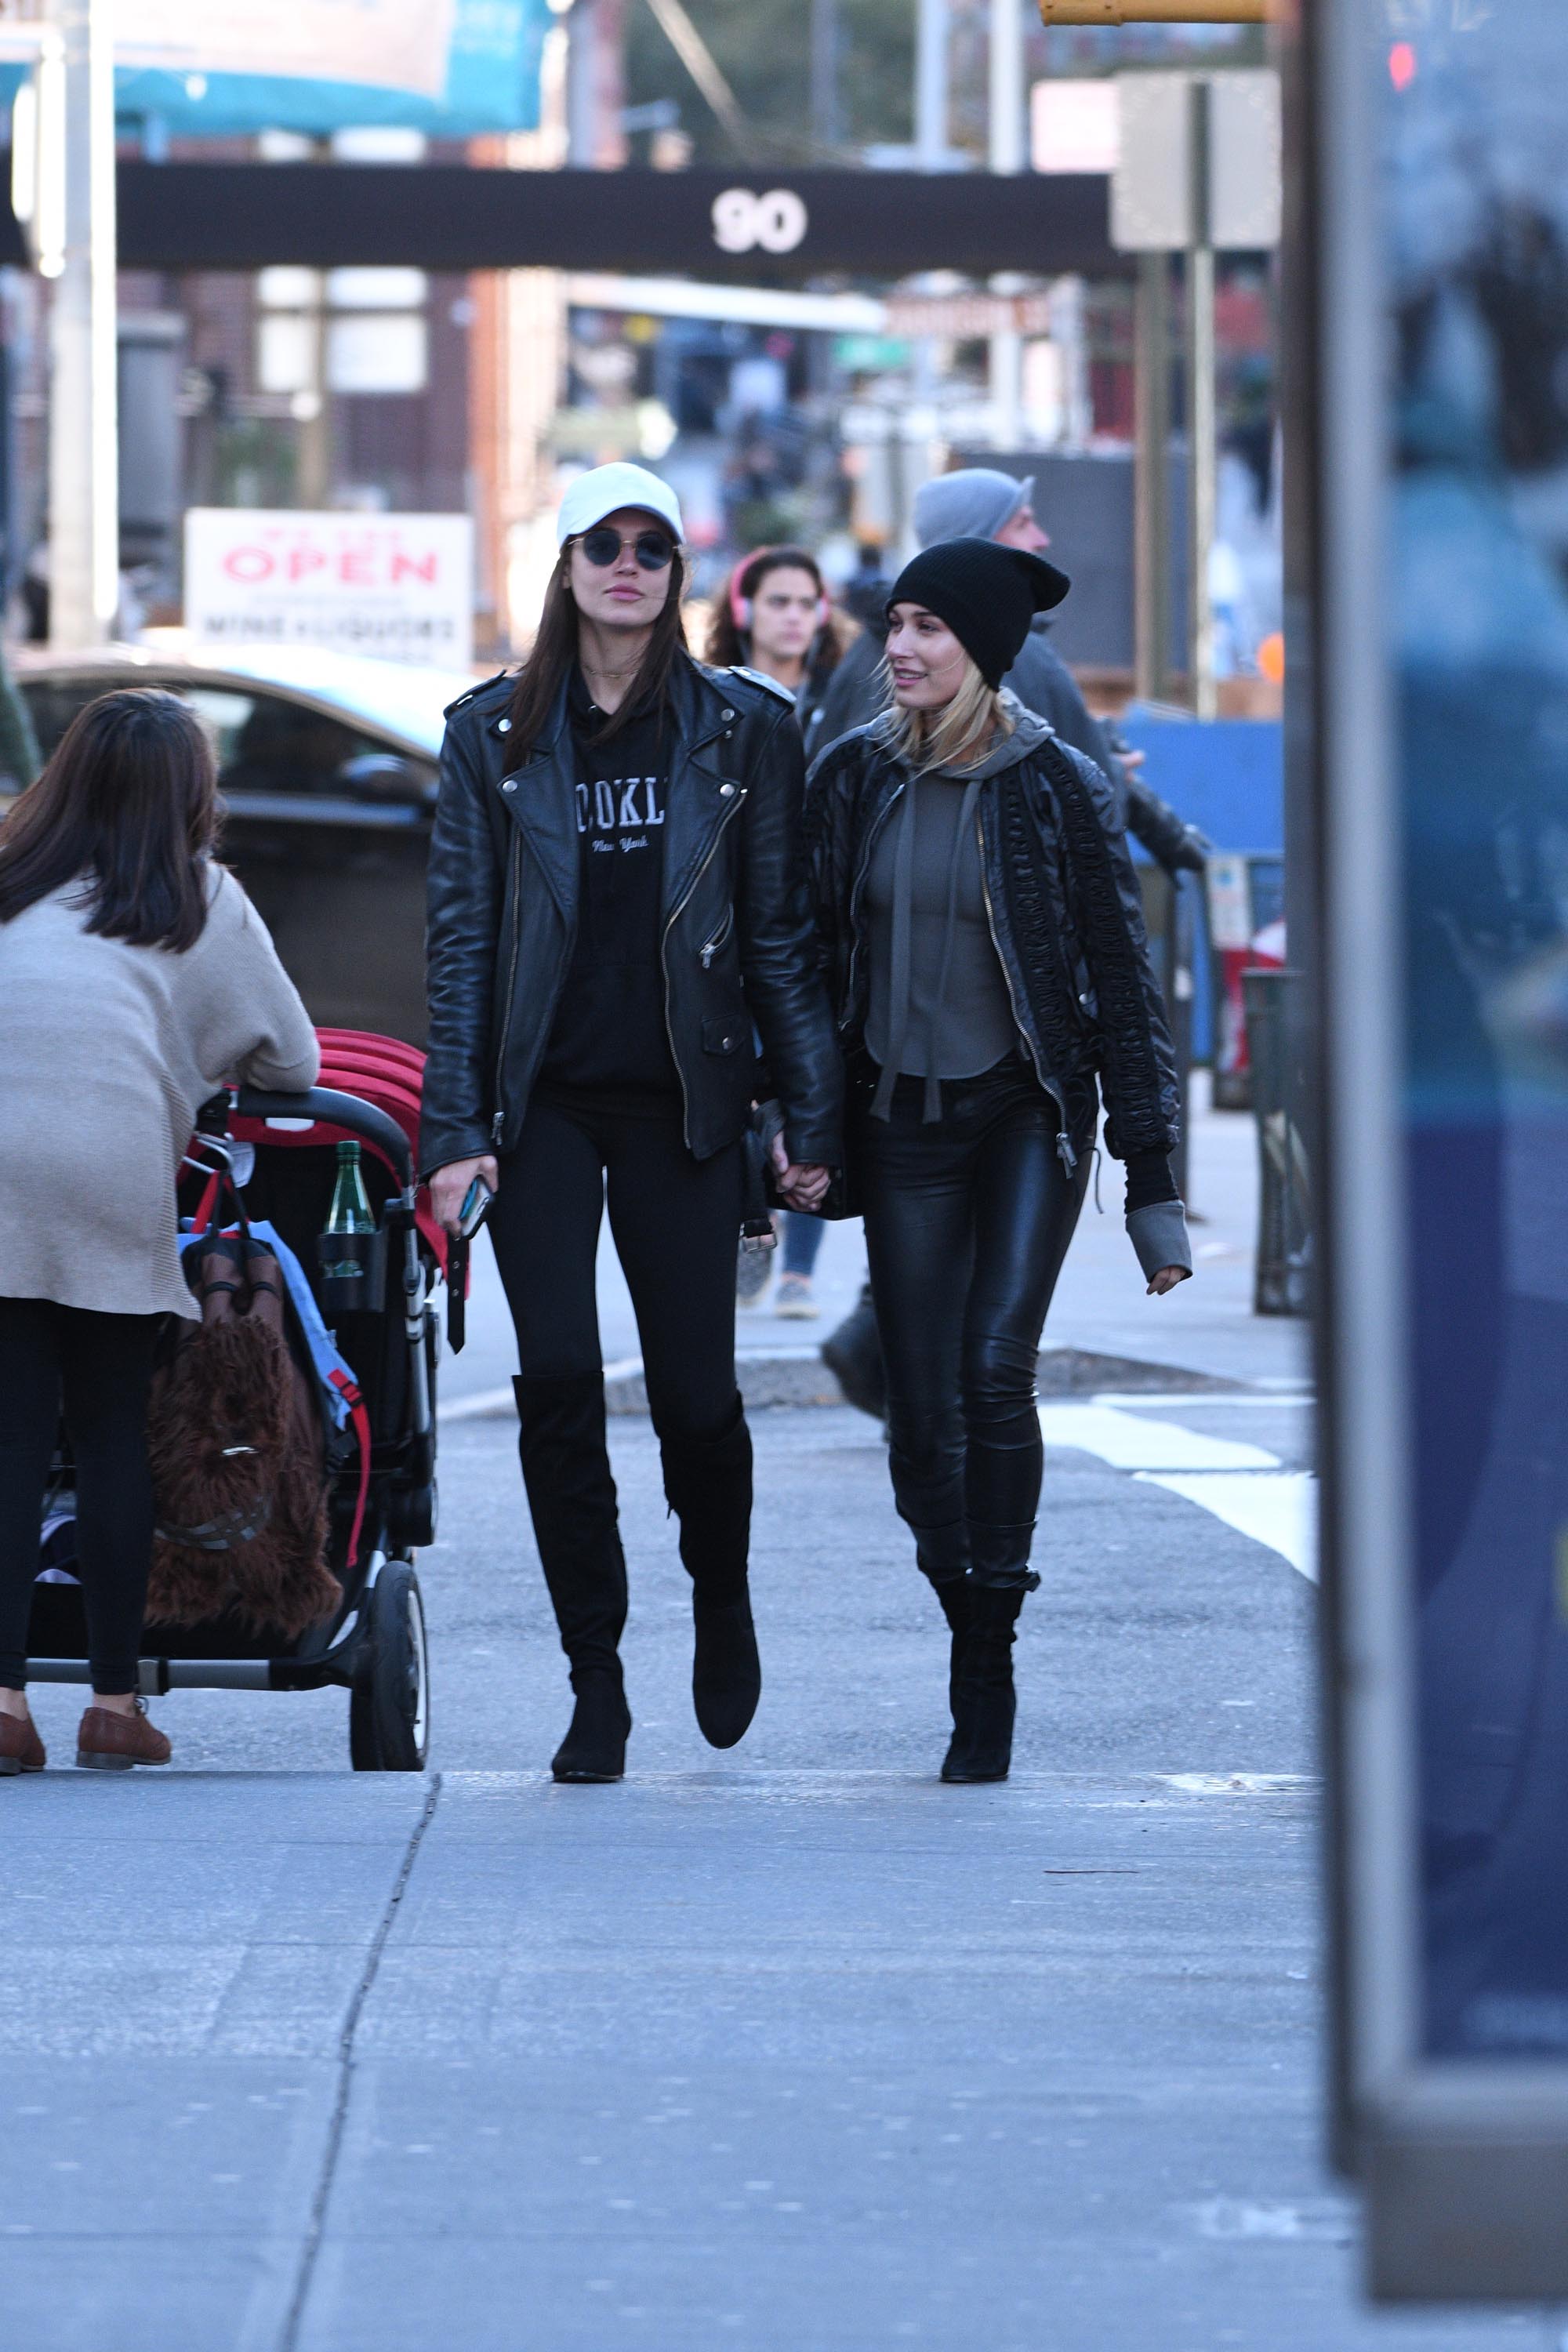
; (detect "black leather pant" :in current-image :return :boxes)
[855,1057,1092,1592]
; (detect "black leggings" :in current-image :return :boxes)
[488,1089,744,1443]
[0,1298,162,1693]
[856,1058,1091,1591]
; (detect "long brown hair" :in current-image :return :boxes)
[508,539,690,754]
[0,687,220,951]
[705,545,844,676]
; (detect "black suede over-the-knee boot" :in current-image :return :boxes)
[659,1397,760,1749]
[514,1372,632,1782]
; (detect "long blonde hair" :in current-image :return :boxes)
[883,650,1013,774]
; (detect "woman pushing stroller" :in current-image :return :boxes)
[423,463,841,1784]
[0,691,319,1771]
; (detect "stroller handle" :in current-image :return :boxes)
[234,1085,415,1192]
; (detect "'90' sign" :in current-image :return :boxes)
[711,187,809,256]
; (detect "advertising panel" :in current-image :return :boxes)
[116,0,455,96]
[184,510,474,668]
[1313,0,1568,2298]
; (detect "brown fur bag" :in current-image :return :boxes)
[147,1232,343,1639]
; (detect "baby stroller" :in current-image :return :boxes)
[25,1030,445,1771]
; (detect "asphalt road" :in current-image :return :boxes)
[4,1395,1552,2350]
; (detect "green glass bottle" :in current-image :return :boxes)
[321,1140,375,1280]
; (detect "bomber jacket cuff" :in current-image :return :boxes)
[1127,1199,1193,1283]
[782,1124,843,1169]
[419,1125,497,1184]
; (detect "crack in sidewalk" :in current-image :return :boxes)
[279,1773,442,2352]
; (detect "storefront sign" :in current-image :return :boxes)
[184,510,474,666]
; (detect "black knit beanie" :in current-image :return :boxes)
[887,537,1071,689]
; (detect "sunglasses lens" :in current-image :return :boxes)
[580,528,620,566]
[635,534,674,570]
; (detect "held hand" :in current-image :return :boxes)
[1147,1265,1189,1298]
[1118,747,1148,775]
[770,1131,831,1214]
[430,1154,499,1235]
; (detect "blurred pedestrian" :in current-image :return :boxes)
[709,546,851,1314]
[0,689,320,1773]
[706,544,849,764]
[804,539,1191,1784]
[422,464,841,1784]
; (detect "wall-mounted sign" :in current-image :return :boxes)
[184,509,474,667]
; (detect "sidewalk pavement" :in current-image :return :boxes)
[4,1405,1534,2350]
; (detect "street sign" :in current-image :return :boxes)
[1111,68,1280,252]
[1302,0,1568,2299]
[183,509,474,667]
[0,163,1138,279]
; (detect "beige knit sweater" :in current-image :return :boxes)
[0,863,320,1317]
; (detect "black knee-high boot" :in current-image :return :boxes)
[514,1372,631,1782]
[942,1585,1025,1783]
[920,1565,971,1715]
[659,1397,760,1749]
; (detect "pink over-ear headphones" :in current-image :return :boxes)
[730,547,832,636]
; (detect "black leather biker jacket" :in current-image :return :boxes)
[802,710,1181,1164]
[419,653,843,1178]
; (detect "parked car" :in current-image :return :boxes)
[9,642,478,1046]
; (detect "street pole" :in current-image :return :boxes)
[1134,249,1171,702]
[1186,75,1218,718]
[989,0,1024,451]
[810,0,843,151]
[46,0,115,648]
[915,0,949,168]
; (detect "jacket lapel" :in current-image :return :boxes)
[503,682,579,919]
[660,656,742,923]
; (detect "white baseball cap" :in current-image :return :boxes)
[556,463,684,548]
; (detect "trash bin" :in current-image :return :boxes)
[1241,967,1310,1317]
[1207,852,1286,1111]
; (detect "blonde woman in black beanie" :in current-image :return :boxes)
[803,538,1192,1782]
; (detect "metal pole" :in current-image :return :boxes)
[46,0,115,648]
[915,0,949,165]
[1187,75,1218,719]
[811,0,843,151]
[1134,249,1171,701]
[989,0,1025,451]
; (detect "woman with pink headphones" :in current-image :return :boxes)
[706,546,847,770]
[709,548,849,1316]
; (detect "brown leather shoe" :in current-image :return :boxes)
[76,1699,171,1771]
[0,1711,45,1773]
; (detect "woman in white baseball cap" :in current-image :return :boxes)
[422,463,843,1784]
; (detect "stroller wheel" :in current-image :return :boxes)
[350,1557,430,1772]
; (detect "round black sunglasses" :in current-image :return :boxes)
[575,525,676,572]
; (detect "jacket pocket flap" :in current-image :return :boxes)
[701,1014,745,1056]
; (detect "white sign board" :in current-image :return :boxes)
[118,1,456,98]
[1031,79,1120,176]
[184,510,474,666]
[1112,69,1281,252]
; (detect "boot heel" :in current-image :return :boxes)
[76,1748,137,1771]
[0,1754,19,1776]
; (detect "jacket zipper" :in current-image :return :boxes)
[662,788,747,1148]
[491,824,524,1148]
[699,905,735,967]
[975,808,1077,1174]
[843,775,906,1035]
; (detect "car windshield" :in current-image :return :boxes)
[15,673,437,804]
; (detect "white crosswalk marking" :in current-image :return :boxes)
[1036,1402,1279,1472]
[1036,1400,1318,1581]
[1136,1470,1319,1582]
